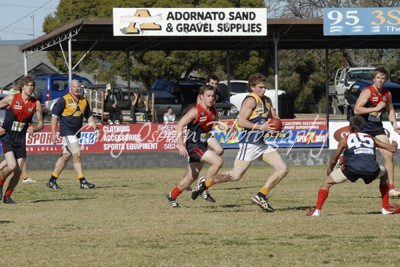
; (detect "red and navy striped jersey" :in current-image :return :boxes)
[362,85,391,132]
[186,104,217,145]
[2,93,37,146]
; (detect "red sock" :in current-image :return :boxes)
[0,177,4,187]
[380,183,390,209]
[5,188,13,197]
[315,189,329,210]
[170,186,182,199]
[389,184,394,190]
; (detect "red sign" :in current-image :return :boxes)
[26,124,179,154]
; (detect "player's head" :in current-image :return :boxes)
[373,66,389,79]
[198,85,215,107]
[69,79,81,96]
[349,115,365,133]
[248,73,267,96]
[20,76,35,96]
[20,76,35,88]
[206,74,219,89]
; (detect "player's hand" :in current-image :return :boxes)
[259,122,274,132]
[94,128,101,140]
[178,145,188,158]
[391,140,398,151]
[376,101,386,111]
[326,166,333,176]
[392,125,400,134]
[51,133,57,144]
[27,123,34,137]
[0,126,5,136]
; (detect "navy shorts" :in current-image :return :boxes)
[187,143,208,163]
[2,140,26,159]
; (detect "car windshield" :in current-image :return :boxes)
[348,70,374,81]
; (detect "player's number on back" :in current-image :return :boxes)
[347,134,374,149]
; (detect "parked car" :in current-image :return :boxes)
[334,67,375,113]
[218,80,294,119]
[344,80,400,120]
[33,74,93,118]
[150,78,238,122]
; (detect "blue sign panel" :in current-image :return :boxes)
[324,8,400,35]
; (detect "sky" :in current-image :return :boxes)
[0,0,60,41]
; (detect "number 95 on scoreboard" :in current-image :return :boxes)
[324,8,400,35]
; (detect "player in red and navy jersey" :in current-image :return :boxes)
[355,66,400,198]
[307,115,399,216]
[0,76,44,203]
[46,79,99,190]
[165,85,228,208]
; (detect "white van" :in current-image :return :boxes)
[219,80,286,111]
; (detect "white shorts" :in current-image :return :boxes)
[61,135,80,154]
[236,143,276,161]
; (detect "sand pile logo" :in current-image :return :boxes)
[119,9,162,34]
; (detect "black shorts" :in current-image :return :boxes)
[342,167,380,184]
[2,140,26,159]
[187,143,208,163]
[365,129,386,137]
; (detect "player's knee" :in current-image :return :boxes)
[72,154,82,163]
[214,148,224,156]
[276,165,289,178]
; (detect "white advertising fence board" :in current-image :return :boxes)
[329,121,400,149]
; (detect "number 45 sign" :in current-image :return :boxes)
[324,8,400,35]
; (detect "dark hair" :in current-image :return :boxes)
[20,75,35,87]
[166,106,172,110]
[373,66,389,79]
[349,115,365,132]
[206,74,219,83]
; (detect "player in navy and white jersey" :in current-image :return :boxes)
[307,115,399,216]
[0,76,44,203]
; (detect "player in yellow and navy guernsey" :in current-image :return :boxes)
[191,73,289,212]
[46,79,99,190]
[307,115,400,216]
[0,76,44,203]
[166,85,228,208]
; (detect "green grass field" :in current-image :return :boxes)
[3,165,400,266]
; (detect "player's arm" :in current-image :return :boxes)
[50,97,65,144]
[385,93,400,133]
[266,96,279,119]
[0,95,14,134]
[176,108,198,158]
[238,97,273,131]
[327,137,346,175]
[354,89,385,115]
[374,137,398,153]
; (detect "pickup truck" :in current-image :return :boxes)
[334,67,375,113]
[33,74,93,118]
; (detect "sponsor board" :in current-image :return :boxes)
[113,8,267,36]
[328,121,400,149]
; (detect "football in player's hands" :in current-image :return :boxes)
[268,118,283,131]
